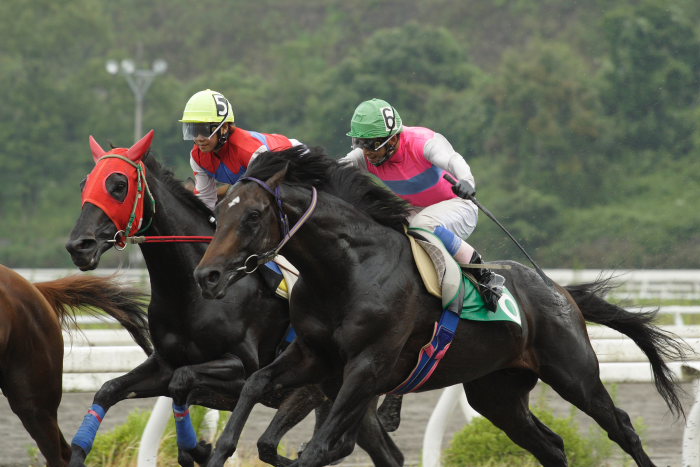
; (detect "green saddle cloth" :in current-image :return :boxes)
[460,274,522,326]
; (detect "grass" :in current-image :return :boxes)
[443,384,646,467]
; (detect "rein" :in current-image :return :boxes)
[108,233,214,250]
[232,176,317,274]
[96,154,214,250]
[106,173,318,267]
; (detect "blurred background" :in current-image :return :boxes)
[1,0,699,269]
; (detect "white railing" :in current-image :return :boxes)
[71,304,700,328]
[18,268,700,299]
[546,269,700,301]
[422,325,700,467]
[23,268,700,326]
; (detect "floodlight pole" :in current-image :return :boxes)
[104,58,167,266]
[106,59,167,143]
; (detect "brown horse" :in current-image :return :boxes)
[0,265,151,466]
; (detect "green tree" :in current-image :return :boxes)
[600,1,700,156]
[304,23,481,155]
[470,42,606,206]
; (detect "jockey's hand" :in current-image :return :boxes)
[452,178,476,199]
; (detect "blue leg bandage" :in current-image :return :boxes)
[72,404,106,454]
[433,226,461,255]
[173,403,198,450]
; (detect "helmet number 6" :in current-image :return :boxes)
[381,107,395,132]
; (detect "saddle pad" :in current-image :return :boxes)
[272,255,299,299]
[460,276,522,326]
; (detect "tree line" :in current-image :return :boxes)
[1,0,698,268]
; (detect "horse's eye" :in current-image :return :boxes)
[246,210,261,222]
[114,181,127,193]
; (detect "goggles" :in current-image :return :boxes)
[351,135,393,152]
[182,122,224,140]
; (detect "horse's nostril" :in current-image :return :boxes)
[207,270,221,285]
[66,237,96,253]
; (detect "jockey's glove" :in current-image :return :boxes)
[452,178,476,199]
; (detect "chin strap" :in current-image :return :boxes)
[370,144,397,166]
[213,128,229,151]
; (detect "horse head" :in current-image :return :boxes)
[194,162,288,299]
[66,130,155,270]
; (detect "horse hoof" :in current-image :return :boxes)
[178,440,213,466]
[191,440,213,465]
[178,450,195,467]
[69,445,87,467]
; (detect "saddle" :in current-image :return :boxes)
[407,227,465,315]
[407,227,521,325]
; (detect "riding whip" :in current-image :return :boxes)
[443,174,553,286]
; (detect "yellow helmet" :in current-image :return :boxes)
[180,89,234,141]
[180,89,234,123]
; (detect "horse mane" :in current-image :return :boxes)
[245,146,410,232]
[142,151,213,220]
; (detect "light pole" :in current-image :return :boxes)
[105,58,167,267]
[106,58,168,143]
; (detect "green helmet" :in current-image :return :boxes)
[347,98,402,139]
[180,89,235,123]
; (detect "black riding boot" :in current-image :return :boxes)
[467,251,505,312]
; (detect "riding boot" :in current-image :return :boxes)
[466,251,505,312]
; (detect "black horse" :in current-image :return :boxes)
[65,132,401,466]
[194,145,690,467]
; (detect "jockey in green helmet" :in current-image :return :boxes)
[342,98,505,311]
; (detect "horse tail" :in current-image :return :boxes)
[35,275,153,356]
[565,277,691,417]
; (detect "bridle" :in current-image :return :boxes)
[230,176,317,274]
[87,154,213,250]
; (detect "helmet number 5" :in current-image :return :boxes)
[381,107,396,132]
[213,94,228,117]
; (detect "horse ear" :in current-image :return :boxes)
[266,162,289,189]
[126,129,155,162]
[89,135,107,163]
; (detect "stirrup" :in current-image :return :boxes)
[479,273,505,312]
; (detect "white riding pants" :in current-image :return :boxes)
[408,198,478,241]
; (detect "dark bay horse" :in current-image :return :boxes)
[0,265,150,467]
[65,131,401,467]
[194,146,690,467]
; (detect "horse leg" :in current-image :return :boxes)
[376,394,403,432]
[289,394,403,467]
[256,386,326,466]
[463,369,568,466]
[2,352,71,466]
[70,354,172,466]
[355,397,405,467]
[208,341,325,467]
[169,356,249,466]
[297,358,399,467]
[538,357,655,466]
